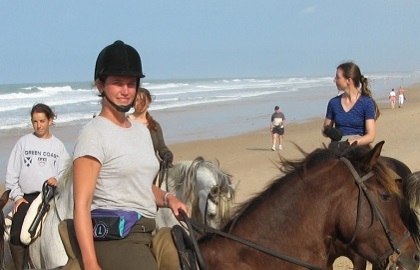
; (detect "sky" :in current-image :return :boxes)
[1,1,419,84]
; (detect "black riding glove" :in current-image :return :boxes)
[162,151,174,164]
[323,126,343,142]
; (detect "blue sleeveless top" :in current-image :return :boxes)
[325,95,375,136]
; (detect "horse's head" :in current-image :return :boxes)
[170,157,236,230]
[334,141,420,269]
[190,158,236,230]
[198,177,236,229]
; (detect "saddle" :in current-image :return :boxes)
[20,181,56,244]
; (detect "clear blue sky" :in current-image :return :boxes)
[1,1,419,84]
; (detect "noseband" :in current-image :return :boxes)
[340,157,410,268]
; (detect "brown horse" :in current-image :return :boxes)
[192,142,420,269]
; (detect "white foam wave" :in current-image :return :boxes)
[1,72,419,132]
[147,83,189,90]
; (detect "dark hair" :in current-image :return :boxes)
[31,103,57,122]
[337,62,380,119]
[137,88,158,131]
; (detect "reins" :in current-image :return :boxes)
[156,160,171,191]
[179,210,325,270]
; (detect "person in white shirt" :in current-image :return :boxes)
[6,103,70,269]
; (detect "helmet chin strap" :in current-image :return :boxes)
[104,94,133,113]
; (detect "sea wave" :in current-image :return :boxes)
[0,72,419,132]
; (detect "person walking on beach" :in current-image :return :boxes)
[71,40,188,270]
[398,86,406,108]
[128,88,174,166]
[5,103,70,270]
[322,62,380,146]
[389,88,396,109]
[270,106,285,150]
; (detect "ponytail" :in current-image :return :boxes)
[146,112,158,131]
[360,75,380,119]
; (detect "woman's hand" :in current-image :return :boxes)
[14,197,28,213]
[47,177,58,187]
[167,194,190,220]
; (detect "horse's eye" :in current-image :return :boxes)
[210,186,220,197]
[380,194,391,201]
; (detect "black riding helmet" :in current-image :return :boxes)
[94,40,145,81]
[95,40,145,112]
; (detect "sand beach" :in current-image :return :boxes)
[0,83,419,269]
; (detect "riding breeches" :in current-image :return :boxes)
[10,192,39,246]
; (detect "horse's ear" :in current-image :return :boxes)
[0,190,11,209]
[362,141,385,171]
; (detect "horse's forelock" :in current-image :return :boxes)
[403,172,420,244]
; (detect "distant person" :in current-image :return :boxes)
[322,62,380,145]
[398,86,406,108]
[5,103,70,270]
[389,88,396,109]
[270,106,285,150]
[128,88,173,165]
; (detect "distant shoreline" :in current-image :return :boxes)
[1,82,419,188]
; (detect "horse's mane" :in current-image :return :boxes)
[224,143,404,232]
[402,171,420,245]
[57,162,73,194]
[169,157,235,223]
[54,161,74,220]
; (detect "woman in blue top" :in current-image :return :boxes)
[322,62,380,145]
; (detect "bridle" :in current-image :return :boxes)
[203,186,219,226]
[178,157,411,270]
[340,157,410,268]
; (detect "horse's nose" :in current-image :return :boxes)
[413,250,420,263]
[396,249,420,270]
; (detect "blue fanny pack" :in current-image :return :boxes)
[91,209,141,240]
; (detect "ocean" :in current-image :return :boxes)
[1,72,419,183]
[1,72,419,144]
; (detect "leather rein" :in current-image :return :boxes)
[180,210,325,270]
